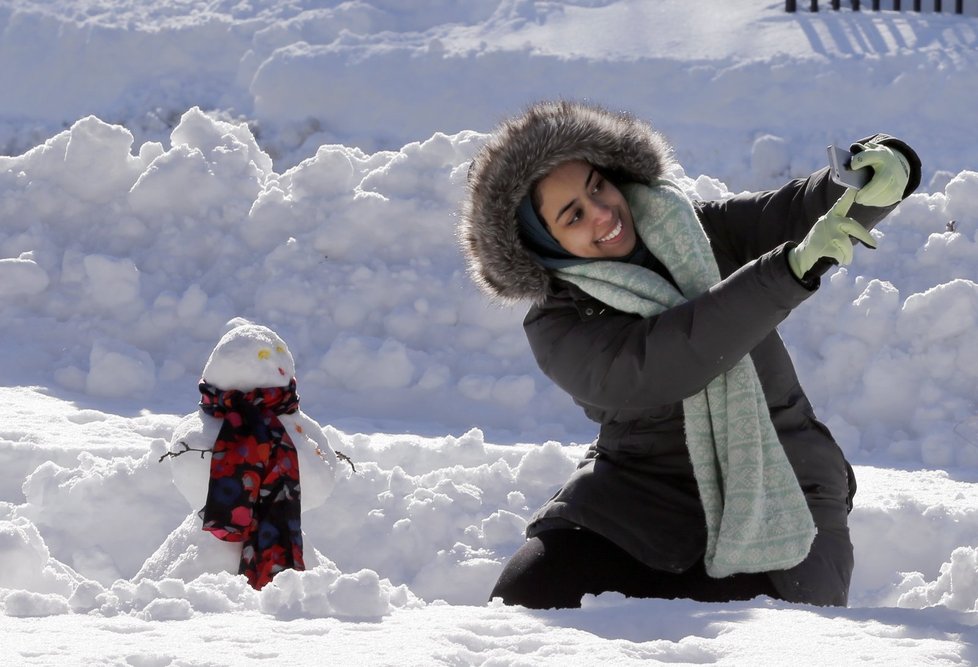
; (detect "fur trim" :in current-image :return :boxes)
[459,100,673,304]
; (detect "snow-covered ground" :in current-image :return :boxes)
[1,1,977,664]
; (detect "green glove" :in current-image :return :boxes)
[788,188,877,280]
[851,141,911,208]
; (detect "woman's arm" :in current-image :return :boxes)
[697,135,922,269]
[524,243,809,411]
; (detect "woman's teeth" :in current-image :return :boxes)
[598,220,622,243]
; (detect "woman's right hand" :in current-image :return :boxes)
[787,189,877,280]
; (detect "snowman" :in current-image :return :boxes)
[140,323,346,589]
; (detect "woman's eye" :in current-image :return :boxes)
[592,180,603,194]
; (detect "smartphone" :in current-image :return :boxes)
[827,145,871,189]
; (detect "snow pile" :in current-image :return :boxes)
[897,547,978,612]
[3,109,977,456]
[0,109,570,439]
[0,518,84,612]
[1,399,584,611]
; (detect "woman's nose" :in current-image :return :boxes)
[589,200,612,225]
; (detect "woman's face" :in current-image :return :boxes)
[534,160,636,258]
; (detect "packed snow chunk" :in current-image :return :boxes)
[184,572,260,614]
[327,569,391,619]
[2,590,70,617]
[691,174,731,202]
[457,375,494,402]
[277,566,341,618]
[254,243,325,317]
[515,441,578,490]
[0,254,49,296]
[128,144,217,214]
[138,597,194,621]
[750,134,790,185]
[898,279,978,346]
[135,514,243,584]
[21,450,186,584]
[411,542,501,605]
[918,428,957,469]
[83,254,141,309]
[478,510,527,548]
[68,580,107,614]
[490,375,536,409]
[897,546,978,612]
[176,283,209,323]
[0,517,83,597]
[129,111,269,219]
[322,337,415,390]
[59,116,145,203]
[258,565,400,620]
[359,132,469,203]
[943,170,978,223]
[285,144,364,200]
[848,278,902,344]
[170,107,273,176]
[86,338,156,397]
[257,567,305,619]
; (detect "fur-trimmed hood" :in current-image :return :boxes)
[459,100,673,304]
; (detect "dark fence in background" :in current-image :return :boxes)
[786,1,969,11]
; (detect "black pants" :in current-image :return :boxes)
[490,528,781,609]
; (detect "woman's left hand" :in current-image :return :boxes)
[851,141,911,208]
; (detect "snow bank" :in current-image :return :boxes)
[3,110,976,459]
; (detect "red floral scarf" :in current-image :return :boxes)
[198,379,304,589]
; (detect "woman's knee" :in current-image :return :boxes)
[488,531,601,609]
[768,525,854,606]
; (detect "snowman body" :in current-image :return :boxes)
[168,408,340,513]
[152,324,339,583]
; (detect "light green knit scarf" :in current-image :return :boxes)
[555,180,815,577]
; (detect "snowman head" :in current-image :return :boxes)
[201,323,296,391]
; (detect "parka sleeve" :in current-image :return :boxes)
[697,135,922,268]
[524,243,812,411]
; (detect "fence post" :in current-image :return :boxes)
[785,0,969,15]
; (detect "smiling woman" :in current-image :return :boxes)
[459,99,922,610]
[532,160,637,258]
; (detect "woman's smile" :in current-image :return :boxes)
[597,219,624,244]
